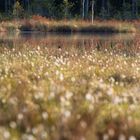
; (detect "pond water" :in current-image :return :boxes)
[0,32,139,55]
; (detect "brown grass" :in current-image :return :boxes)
[0,34,139,139]
[0,16,138,33]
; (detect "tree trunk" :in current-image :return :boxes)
[102,0,105,10]
[8,0,10,12]
[92,0,95,23]
[5,0,8,13]
[122,0,126,19]
[123,0,125,5]
[101,0,108,18]
[107,0,110,16]
[132,0,138,18]
[82,0,89,19]
[27,0,30,12]
[82,0,85,19]
[85,0,89,18]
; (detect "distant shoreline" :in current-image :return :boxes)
[0,18,137,34]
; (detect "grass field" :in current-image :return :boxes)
[0,41,139,140]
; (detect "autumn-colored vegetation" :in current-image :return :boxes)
[0,16,137,33]
[0,35,139,140]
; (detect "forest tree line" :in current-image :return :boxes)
[0,0,140,20]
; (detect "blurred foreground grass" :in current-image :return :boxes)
[0,45,140,140]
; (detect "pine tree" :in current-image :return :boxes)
[13,0,24,18]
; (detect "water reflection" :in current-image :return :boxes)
[0,32,139,55]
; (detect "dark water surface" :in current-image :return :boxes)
[0,32,139,55]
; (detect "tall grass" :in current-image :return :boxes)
[0,39,139,140]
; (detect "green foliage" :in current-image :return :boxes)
[113,11,122,20]
[13,0,24,18]
[99,8,110,19]
[63,0,73,19]
[0,13,12,21]
[0,0,140,19]
[122,2,132,19]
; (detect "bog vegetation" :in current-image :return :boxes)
[0,36,139,140]
[0,17,137,33]
[0,0,140,140]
